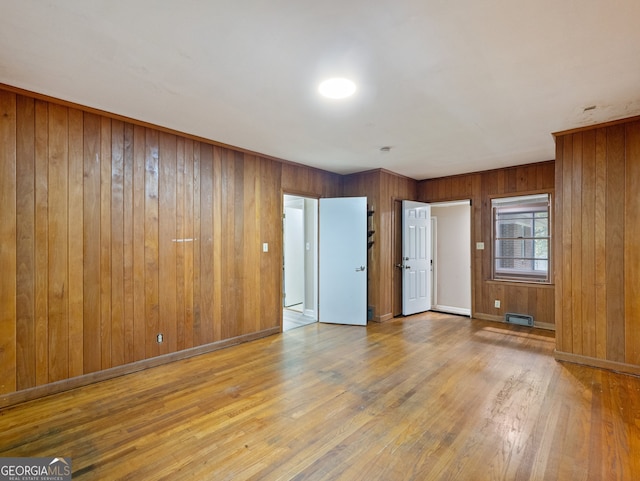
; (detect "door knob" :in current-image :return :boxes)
[395,263,403,269]
[355,266,366,272]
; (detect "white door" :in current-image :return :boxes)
[402,200,431,315]
[319,197,367,326]
[284,206,304,307]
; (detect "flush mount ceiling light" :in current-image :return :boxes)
[318,78,356,99]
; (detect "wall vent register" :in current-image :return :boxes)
[505,313,534,327]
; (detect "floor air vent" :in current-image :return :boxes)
[505,313,534,327]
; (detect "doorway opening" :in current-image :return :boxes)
[392,199,471,317]
[283,194,318,331]
[430,200,472,316]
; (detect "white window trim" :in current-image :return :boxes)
[491,193,551,284]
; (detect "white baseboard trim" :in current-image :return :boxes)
[303,309,316,320]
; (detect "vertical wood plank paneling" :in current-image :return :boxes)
[594,129,607,359]
[505,168,517,193]
[581,130,596,357]
[528,163,539,190]
[281,163,342,198]
[158,132,177,353]
[260,157,282,329]
[122,122,135,363]
[192,143,202,344]
[132,125,146,362]
[183,140,197,349]
[175,137,186,351]
[561,137,574,352]
[232,152,245,338]
[379,173,392,320]
[537,163,547,190]
[437,179,446,199]
[516,166,528,191]
[100,118,112,369]
[211,146,223,341]
[47,104,69,382]
[110,120,125,366]
[182,140,195,349]
[570,133,583,354]
[243,155,259,334]
[67,108,84,378]
[554,118,640,372]
[83,113,101,373]
[538,288,554,324]
[199,144,214,343]
[220,149,235,340]
[15,95,36,390]
[624,122,640,365]
[605,125,625,362]
[0,91,17,394]
[485,186,495,314]
[144,128,160,359]
[35,101,49,384]
[554,137,564,350]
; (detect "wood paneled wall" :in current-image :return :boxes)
[281,162,342,198]
[0,85,392,403]
[417,161,555,328]
[0,82,566,403]
[343,169,417,321]
[554,117,640,375]
[0,89,286,396]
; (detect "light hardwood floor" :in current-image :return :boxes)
[1,312,639,480]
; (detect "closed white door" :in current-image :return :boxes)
[319,197,367,326]
[402,200,431,315]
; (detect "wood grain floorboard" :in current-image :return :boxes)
[1,312,639,480]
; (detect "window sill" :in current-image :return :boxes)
[486,279,555,289]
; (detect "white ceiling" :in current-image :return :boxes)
[1,1,639,180]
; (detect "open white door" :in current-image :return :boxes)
[402,200,431,315]
[319,197,367,326]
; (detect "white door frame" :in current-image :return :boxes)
[431,217,437,308]
[283,194,319,321]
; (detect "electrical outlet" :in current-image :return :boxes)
[157,333,163,343]
[494,300,501,309]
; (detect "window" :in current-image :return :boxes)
[492,194,550,283]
